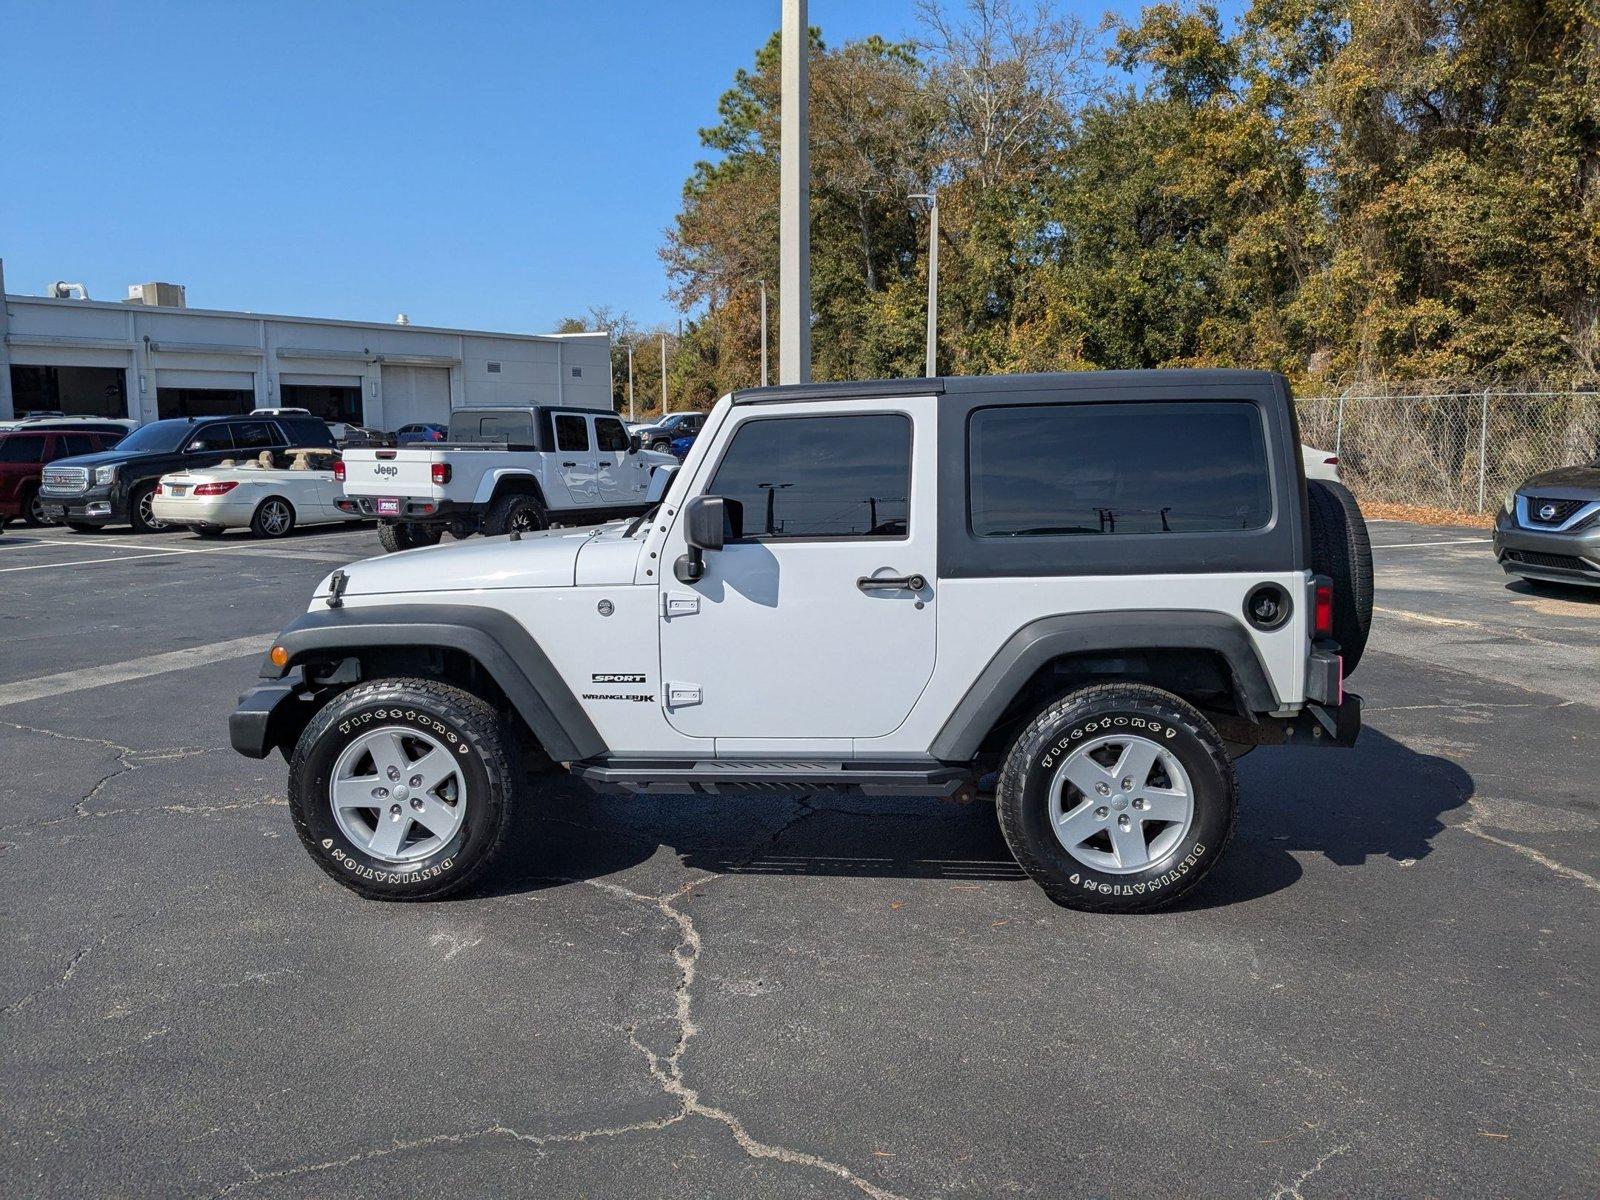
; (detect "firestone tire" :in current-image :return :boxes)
[996,684,1237,913]
[1306,479,1373,674]
[377,520,444,553]
[287,678,513,901]
[481,492,549,537]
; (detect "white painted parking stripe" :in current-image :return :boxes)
[1374,537,1492,549]
[0,550,194,573]
[0,633,278,708]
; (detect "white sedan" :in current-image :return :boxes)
[1302,444,1341,481]
[153,449,363,538]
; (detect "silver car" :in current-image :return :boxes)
[1493,459,1600,589]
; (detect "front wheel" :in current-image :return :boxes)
[250,496,296,538]
[996,684,1237,913]
[287,678,514,900]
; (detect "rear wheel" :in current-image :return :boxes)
[996,683,1237,913]
[250,496,296,538]
[481,491,549,537]
[129,483,170,534]
[287,678,514,900]
[377,520,444,553]
[1306,479,1373,673]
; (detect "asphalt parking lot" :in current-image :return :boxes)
[2,519,1597,1198]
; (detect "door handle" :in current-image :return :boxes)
[857,573,927,593]
[561,461,577,467]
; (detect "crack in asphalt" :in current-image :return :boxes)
[585,874,914,1200]
[1457,801,1600,893]
[1265,1142,1350,1199]
[1,944,92,1016]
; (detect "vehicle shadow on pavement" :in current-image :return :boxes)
[1176,727,1475,910]
[473,725,1472,909]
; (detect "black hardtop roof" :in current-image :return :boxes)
[729,368,1287,406]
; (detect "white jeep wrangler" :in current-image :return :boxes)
[232,371,1371,913]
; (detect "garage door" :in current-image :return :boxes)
[380,366,451,431]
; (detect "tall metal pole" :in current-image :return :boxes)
[758,279,769,388]
[659,333,669,417]
[779,0,811,384]
[627,343,635,423]
[912,191,939,377]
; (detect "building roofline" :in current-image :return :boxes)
[2,292,608,345]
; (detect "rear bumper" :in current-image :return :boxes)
[1492,514,1600,586]
[337,495,474,521]
[1282,693,1361,748]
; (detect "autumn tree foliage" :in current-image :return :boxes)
[652,0,1597,407]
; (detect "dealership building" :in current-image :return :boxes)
[0,261,614,428]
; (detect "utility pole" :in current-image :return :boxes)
[627,343,635,423]
[758,278,769,388]
[779,0,811,384]
[659,333,669,417]
[911,190,939,377]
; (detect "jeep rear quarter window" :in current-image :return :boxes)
[709,413,910,539]
[450,411,537,448]
[969,401,1272,537]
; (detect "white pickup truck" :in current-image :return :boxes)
[337,406,677,552]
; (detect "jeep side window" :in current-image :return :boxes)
[968,401,1272,537]
[555,414,590,452]
[707,413,910,539]
[594,417,629,452]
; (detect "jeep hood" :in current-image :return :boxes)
[314,527,601,599]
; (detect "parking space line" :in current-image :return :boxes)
[1373,537,1492,549]
[0,633,279,708]
[0,550,199,573]
[3,538,218,553]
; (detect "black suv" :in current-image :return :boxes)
[633,410,705,452]
[40,413,335,533]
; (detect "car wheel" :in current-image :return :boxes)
[129,484,170,534]
[377,520,444,553]
[189,523,227,538]
[996,683,1237,913]
[287,678,514,900]
[21,487,53,527]
[250,496,296,538]
[1306,479,1373,674]
[481,492,549,537]
[651,439,671,452]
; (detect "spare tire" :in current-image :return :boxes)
[1306,479,1373,674]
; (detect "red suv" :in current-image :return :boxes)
[0,429,123,527]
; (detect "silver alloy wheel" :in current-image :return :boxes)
[330,726,468,864]
[1049,733,1194,874]
[257,499,292,536]
[138,489,167,531]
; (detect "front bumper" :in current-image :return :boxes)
[229,677,309,758]
[38,483,123,526]
[1492,511,1600,587]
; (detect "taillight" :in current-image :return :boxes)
[333,460,345,482]
[154,482,164,494]
[431,463,452,485]
[193,481,239,496]
[1314,581,1335,638]
[1324,455,1339,467]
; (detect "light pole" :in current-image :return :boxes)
[627,343,635,423]
[779,0,811,383]
[659,333,669,417]
[757,278,769,388]
[911,190,939,378]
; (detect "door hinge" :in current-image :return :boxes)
[662,592,700,618]
[665,682,702,708]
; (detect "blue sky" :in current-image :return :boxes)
[1,1,1184,335]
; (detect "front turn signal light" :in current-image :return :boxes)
[269,645,289,669]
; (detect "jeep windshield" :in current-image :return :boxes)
[113,420,193,453]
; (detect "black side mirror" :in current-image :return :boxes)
[629,433,642,454]
[675,495,743,583]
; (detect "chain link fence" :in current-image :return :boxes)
[1296,386,1600,513]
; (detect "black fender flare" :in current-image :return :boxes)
[254,603,604,762]
[928,610,1281,762]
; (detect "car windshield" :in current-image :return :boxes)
[113,420,192,453]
